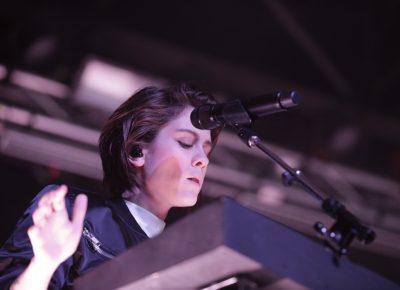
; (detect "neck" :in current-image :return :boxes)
[123,188,170,220]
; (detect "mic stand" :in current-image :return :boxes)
[235,126,376,263]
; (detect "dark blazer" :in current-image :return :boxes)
[0,185,149,289]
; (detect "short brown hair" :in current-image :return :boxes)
[99,83,221,198]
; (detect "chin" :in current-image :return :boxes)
[175,192,199,207]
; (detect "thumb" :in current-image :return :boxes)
[72,194,88,231]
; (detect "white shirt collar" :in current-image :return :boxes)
[124,199,166,238]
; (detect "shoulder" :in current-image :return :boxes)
[35,184,103,203]
[64,185,104,205]
[34,184,109,215]
[63,185,115,218]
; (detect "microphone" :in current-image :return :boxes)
[190,91,300,129]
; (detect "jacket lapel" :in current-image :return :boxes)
[105,198,149,247]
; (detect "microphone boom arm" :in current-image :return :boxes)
[235,126,376,260]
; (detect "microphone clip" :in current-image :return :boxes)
[191,99,252,129]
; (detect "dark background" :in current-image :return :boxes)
[1,0,400,286]
[1,0,399,178]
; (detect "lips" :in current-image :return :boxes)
[187,177,201,185]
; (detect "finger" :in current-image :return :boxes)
[38,190,54,207]
[32,206,47,225]
[52,185,68,212]
[27,225,40,241]
[71,194,88,231]
[38,185,67,207]
[32,205,52,226]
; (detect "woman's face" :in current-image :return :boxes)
[139,107,212,209]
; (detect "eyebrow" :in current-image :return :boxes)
[176,129,212,145]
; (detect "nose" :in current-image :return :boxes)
[192,150,209,169]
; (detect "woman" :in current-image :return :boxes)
[0,83,221,289]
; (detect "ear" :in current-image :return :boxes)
[128,147,147,168]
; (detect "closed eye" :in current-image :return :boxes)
[178,141,193,149]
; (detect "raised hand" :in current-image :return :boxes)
[27,185,88,268]
[11,185,88,290]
